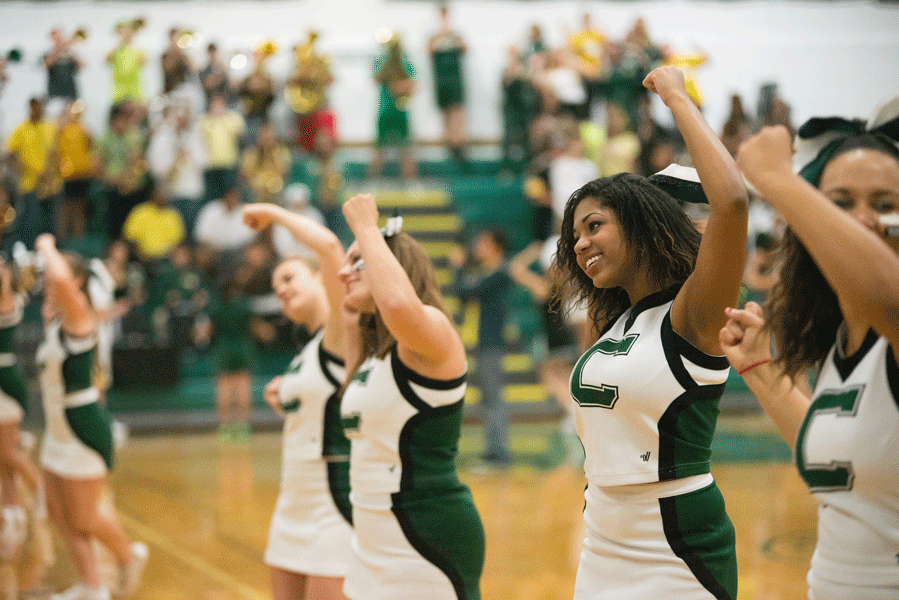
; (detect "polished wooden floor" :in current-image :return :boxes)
[33,414,816,600]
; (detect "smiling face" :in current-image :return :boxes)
[271,259,324,324]
[571,196,634,290]
[338,242,377,314]
[819,147,899,254]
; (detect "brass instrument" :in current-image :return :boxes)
[255,39,279,59]
[285,32,332,116]
[34,119,64,201]
[376,36,414,110]
[114,18,146,35]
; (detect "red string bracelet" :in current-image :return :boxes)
[738,358,773,376]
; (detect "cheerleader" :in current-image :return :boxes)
[338,193,485,600]
[0,261,43,561]
[35,234,147,600]
[721,101,899,600]
[551,66,747,599]
[242,203,352,599]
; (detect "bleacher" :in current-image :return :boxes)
[15,155,754,433]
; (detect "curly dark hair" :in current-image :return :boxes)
[766,133,899,379]
[764,228,841,379]
[550,173,701,333]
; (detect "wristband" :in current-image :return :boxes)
[738,358,773,377]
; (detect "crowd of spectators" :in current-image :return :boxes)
[0,8,793,395]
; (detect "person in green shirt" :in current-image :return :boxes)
[428,4,468,166]
[370,35,417,181]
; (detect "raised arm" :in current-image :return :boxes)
[719,302,810,447]
[737,126,899,351]
[243,203,345,351]
[35,234,94,336]
[645,66,748,354]
[342,194,465,377]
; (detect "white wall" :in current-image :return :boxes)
[1,0,897,145]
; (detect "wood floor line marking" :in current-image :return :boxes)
[117,511,269,600]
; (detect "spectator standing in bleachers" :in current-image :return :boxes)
[55,101,94,243]
[594,42,648,138]
[719,94,754,158]
[160,27,193,96]
[95,101,148,241]
[549,126,598,228]
[147,103,206,235]
[199,93,245,205]
[428,3,469,167]
[199,43,234,109]
[43,28,84,118]
[542,48,590,122]
[451,229,513,467]
[599,102,641,177]
[238,44,276,148]
[500,46,539,173]
[240,122,290,205]
[106,19,146,108]
[4,97,59,250]
[370,34,417,181]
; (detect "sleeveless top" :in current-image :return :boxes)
[278,330,348,461]
[797,328,899,595]
[570,287,730,486]
[37,320,100,440]
[341,346,467,510]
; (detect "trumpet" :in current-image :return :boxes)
[114,17,146,35]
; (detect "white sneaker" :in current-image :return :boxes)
[0,505,27,558]
[114,541,148,597]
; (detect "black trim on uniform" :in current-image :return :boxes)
[834,328,879,382]
[659,492,734,600]
[318,340,344,390]
[319,342,345,368]
[623,284,681,333]
[392,500,468,600]
[886,343,899,412]
[661,311,696,390]
[326,459,353,526]
[671,326,730,371]
[391,346,467,392]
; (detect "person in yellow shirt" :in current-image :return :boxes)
[56,101,94,242]
[4,97,58,249]
[199,93,245,202]
[122,179,185,266]
[107,19,146,105]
